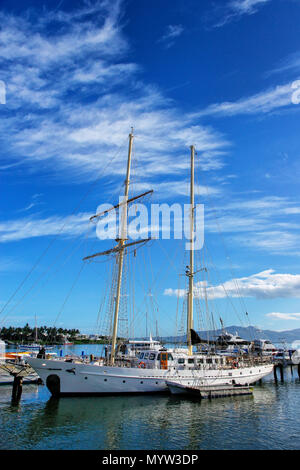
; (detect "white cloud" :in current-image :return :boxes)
[229,0,270,15]
[0,2,228,184]
[213,0,271,27]
[203,196,300,255]
[0,256,28,273]
[158,24,184,48]
[233,231,300,254]
[164,269,300,300]
[267,52,300,76]
[130,180,221,199]
[191,82,296,118]
[0,213,91,243]
[266,312,300,320]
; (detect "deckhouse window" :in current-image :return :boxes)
[188,359,194,364]
[144,353,149,359]
[178,358,185,364]
[149,353,155,360]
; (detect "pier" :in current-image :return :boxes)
[197,385,253,399]
[0,362,41,403]
[273,361,300,383]
[166,381,253,399]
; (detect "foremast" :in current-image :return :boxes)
[187,145,195,356]
[110,130,134,365]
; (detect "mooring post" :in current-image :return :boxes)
[279,364,284,382]
[274,365,278,383]
[11,375,23,403]
[274,363,284,383]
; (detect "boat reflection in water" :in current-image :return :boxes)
[0,381,280,450]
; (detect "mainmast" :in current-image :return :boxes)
[187,145,195,356]
[35,314,38,343]
[110,130,134,365]
[83,129,152,362]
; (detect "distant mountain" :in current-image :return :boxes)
[160,325,300,345]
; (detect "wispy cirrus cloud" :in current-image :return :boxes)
[266,312,300,320]
[165,269,300,300]
[267,51,300,77]
[2,193,299,251]
[190,82,297,118]
[211,0,272,28]
[16,193,44,214]
[205,195,300,255]
[0,212,91,243]
[0,2,226,185]
[158,24,184,49]
[229,0,271,15]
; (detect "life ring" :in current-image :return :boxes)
[232,361,238,369]
[138,361,146,369]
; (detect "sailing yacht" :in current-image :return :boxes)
[27,132,273,396]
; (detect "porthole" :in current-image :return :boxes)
[123,380,126,383]
[104,378,107,382]
[140,381,143,384]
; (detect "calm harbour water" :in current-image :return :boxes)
[1,344,300,450]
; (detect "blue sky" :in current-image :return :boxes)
[1,0,300,337]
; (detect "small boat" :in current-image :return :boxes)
[273,349,297,365]
[253,339,277,356]
[19,344,54,351]
[116,335,162,359]
[215,331,251,355]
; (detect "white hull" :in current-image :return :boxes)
[27,357,273,396]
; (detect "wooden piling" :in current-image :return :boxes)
[279,364,284,382]
[11,375,23,403]
[274,363,284,383]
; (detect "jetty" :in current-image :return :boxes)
[166,381,253,399]
[0,362,40,402]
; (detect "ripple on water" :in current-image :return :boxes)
[1,376,300,450]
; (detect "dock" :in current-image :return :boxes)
[0,362,41,403]
[166,381,253,399]
[0,362,39,383]
[273,362,300,383]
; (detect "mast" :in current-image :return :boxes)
[187,145,195,356]
[35,314,38,343]
[110,130,134,365]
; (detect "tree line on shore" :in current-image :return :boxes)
[0,323,80,344]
